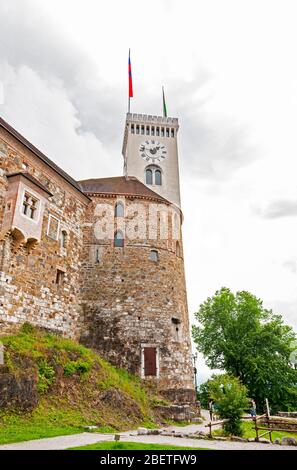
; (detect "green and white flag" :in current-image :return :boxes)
[162,86,167,118]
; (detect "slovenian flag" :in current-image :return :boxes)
[128,49,133,98]
[162,86,167,117]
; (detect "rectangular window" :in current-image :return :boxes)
[151,126,155,136]
[131,124,135,134]
[136,125,140,134]
[171,128,174,138]
[55,269,65,285]
[141,125,145,135]
[156,127,160,136]
[22,192,39,220]
[146,126,150,135]
[47,215,60,240]
[161,127,165,137]
[166,128,170,137]
[144,347,157,376]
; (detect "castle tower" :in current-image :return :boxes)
[122,113,181,207]
[78,110,195,404]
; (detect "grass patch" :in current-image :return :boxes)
[241,421,297,441]
[69,441,208,450]
[0,407,85,445]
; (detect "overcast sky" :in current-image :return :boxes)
[1,0,297,383]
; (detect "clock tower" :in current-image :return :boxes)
[122,113,181,207]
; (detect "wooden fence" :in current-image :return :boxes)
[254,413,297,443]
[205,413,297,442]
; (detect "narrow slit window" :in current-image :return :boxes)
[146,169,153,185]
[155,169,162,186]
[115,201,124,217]
[61,230,67,248]
[56,269,65,285]
[114,230,124,248]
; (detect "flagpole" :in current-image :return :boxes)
[128,49,130,113]
[128,48,132,114]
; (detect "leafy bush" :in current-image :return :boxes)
[208,373,249,436]
[63,359,92,376]
[21,323,35,334]
[38,360,55,393]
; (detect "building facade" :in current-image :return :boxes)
[0,113,195,403]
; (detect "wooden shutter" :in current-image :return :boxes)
[144,347,157,376]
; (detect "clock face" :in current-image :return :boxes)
[139,140,167,163]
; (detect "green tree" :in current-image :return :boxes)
[208,373,249,436]
[192,288,297,413]
[197,380,211,409]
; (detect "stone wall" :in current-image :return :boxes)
[0,123,196,404]
[0,126,88,337]
[78,194,195,399]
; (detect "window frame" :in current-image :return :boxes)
[115,201,125,218]
[21,190,40,222]
[114,230,124,248]
[145,165,163,186]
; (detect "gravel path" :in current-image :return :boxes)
[0,429,296,451]
[0,411,296,451]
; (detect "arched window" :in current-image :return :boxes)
[149,250,158,262]
[61,230,67,248]
[155,170,162,186]
[114,230,124,248]
[145,166,162,186]
[176,241,181,257]
[146,169,153,185]
[115,201,124,217]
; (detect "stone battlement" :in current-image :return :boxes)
[126,113,178,126]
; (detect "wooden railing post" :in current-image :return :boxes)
[254,416,259,441]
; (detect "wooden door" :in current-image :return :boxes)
[144,347,157,376]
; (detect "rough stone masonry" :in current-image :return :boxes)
[0,114,195,404]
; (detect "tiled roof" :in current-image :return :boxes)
[78,176,170,203]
